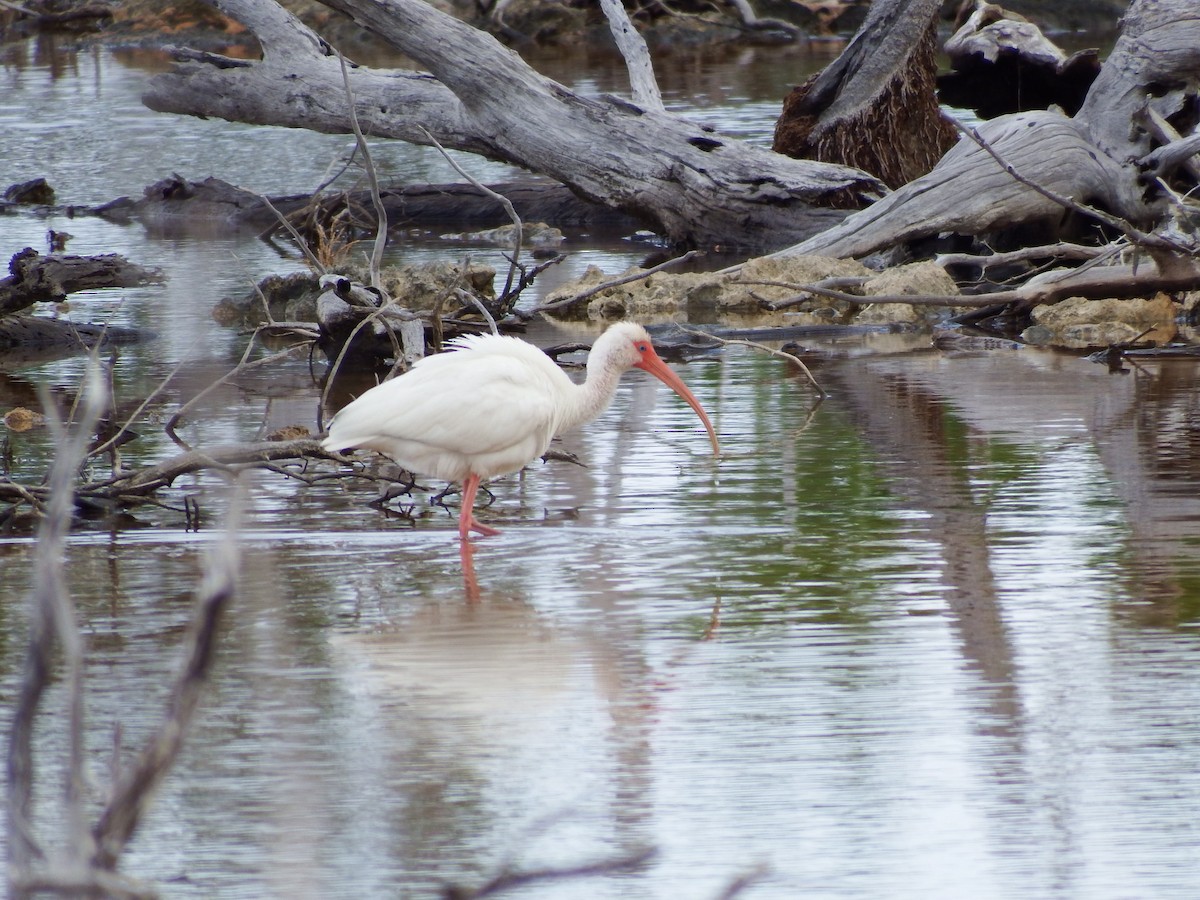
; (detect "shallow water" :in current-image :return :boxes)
[3,34,1200,900]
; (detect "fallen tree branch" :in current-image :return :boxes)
[935,241,1109,272]
[144,0,883,249]
[0,248,161,316]
[676,324,827,398]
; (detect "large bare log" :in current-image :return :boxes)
[143,0,885,250]
[784,111,1139,259]
[142,0,1199,263]
[787,0,1200,260]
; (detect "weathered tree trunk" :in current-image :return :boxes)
[773,0,956,188]
[144,0,884,251]
[143,0,1199,266]
[787,0,1200,259]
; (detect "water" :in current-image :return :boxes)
[3,34,1200,900]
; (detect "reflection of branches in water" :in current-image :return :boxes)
[443,847,657,899]
[676,322,827,398]
[5,362,246,897]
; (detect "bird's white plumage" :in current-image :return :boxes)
[323,331,582,482]
[321,322,717,539]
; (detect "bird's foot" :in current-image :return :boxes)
[460,518,501,540]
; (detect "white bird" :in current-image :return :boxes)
[321,321,720,541]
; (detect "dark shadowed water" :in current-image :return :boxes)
[2,35,1200,900]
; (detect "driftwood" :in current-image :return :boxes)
[0,248,161,316]
[0,439,336,519]
[937,2,1101,118]
[142,0,1198,270]
[0,317,142,352]
[142,0,884,251]
[0,248,156,352]
[782,0,1200,272]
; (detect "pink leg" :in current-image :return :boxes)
[458,474,501,540]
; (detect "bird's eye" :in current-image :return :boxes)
[637,343,648,352]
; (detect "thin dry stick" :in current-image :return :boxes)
[456,286,498,335]
[336,50,388,288]
[166,339,312,449]
[418,124,522,302]
[529,250,702,314]
[935,241,1111,271]
[7,363,107,892]
[676,323,827,397]
[88,348,197,460]
[260,193,327,273]
[92,483,247,870]
[735,277,999,309]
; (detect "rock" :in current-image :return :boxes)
[3,407,45,432]
[4,178,55,205]
[854,260,961,326]
[1023,293,1179,349]
[439,222,564,251]
[732,255,872,313]
[541,254,873,321]
[380,260,496,311]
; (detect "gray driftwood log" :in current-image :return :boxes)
[143,0,1200,270]
[0,248,161,316]
[142,0,885,251]
[789,0,1200,260]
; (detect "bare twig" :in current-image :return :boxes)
[419,124,523,305]
[167,339,312,449]
[260,193,328,273]
[88,350,195,461]
[676,323,827,398]
[92,483,248,869]
[935,242,1111,271]
[456,286,498,335]
[7,362,107,894]
[445,847,656,899]
[337,50,388,288]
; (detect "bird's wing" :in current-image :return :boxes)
[325,348,568,480]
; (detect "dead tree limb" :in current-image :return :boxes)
[6,367,107,896]
[91,485,247,870]
[0,248,161,316]
[782,0,1199,260]
[142,0,884,250]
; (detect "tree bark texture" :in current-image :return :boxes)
[144,0,885,251]
[143,0,1200,261]
[773,0,957,188]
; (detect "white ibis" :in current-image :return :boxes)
[321,322,720,540]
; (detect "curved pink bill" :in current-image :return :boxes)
[635,349,721,456]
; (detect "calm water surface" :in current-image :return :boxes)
[2,36,1200,900]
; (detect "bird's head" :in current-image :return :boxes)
[594,322,720,456]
